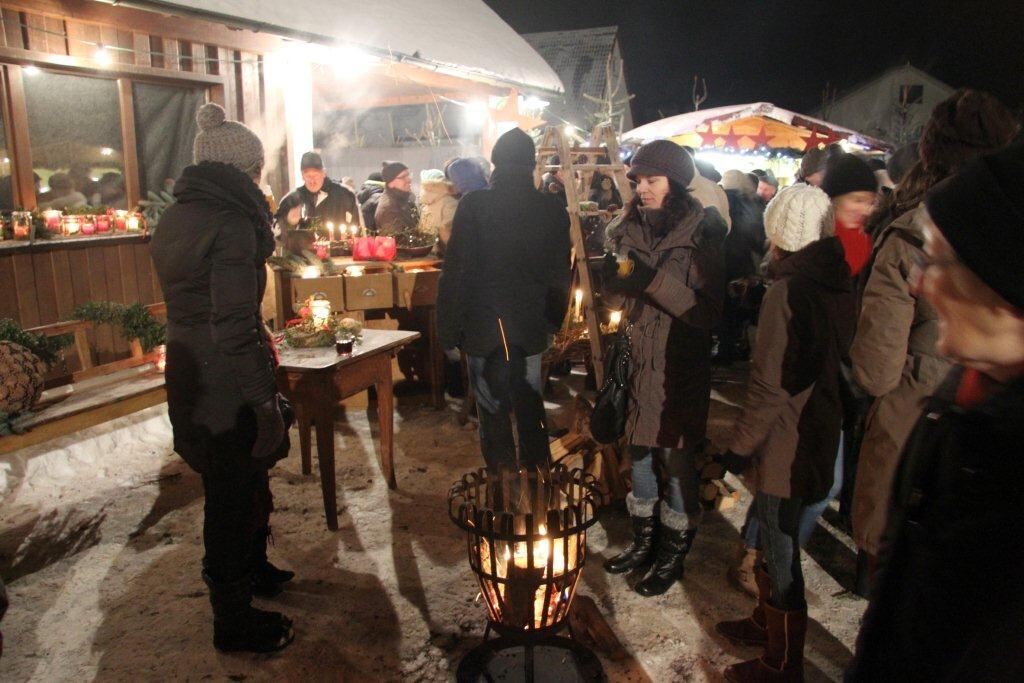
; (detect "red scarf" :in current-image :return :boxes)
[955,368,995,408]
[836,220,872,276]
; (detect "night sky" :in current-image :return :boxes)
[484,0,1024,125]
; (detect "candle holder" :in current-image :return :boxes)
[125,213,143,232]
[95,213,112,233]
[62,215,82,236]
[81,215,97,236]
[42,209,62,234]
[11,211,33,240]
[113,210,128,232]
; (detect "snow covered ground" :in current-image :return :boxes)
[0,368,866,681]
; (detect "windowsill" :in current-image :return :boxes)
[0,233,150,252]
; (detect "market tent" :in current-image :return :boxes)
[121,0,563,95]
[622,102,891,152]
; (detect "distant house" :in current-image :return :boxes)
[522,26,634,134]
[817,64,955,145]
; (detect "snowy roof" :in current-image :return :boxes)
[622,102,890,150]
[133,0,563,94]
[522,26,619,120]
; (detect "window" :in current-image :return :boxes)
[23,69,125,209]
[899,84,924,105]
[133,82,204,196]
[0,111,12,211]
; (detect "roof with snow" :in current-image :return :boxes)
[133,0,563,94]
[522,26,620,121]
[622,102,891,151]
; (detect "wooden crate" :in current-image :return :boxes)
[291,276,344,315]
[344,272,394,310]
[393,268,441,309]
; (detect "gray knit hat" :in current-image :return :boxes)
[627,139,695,187]
[193,102,264,176]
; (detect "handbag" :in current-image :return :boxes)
[589,328,632,444]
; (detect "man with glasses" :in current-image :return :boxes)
[375,161,420,236]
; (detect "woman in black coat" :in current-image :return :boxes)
[848,142,1024,681]
[150,103,293,652]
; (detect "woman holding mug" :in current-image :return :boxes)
[601,140,726,596]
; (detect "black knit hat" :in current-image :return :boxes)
[924,141,1024,309]
[491,128,536,168]
[300,151,324,170]
[627,139,695,187]
[381,161,408,183]
[821,153,878,198]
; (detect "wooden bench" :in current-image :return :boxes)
[0,303,168,455]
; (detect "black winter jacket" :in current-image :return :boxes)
[150,162,277,472]
[847,369,1024,682]
[275,178,358,229]
[437,169,571,357]
[723,189,766,282]
[357,180,385,231]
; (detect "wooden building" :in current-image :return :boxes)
[0,0,561,363]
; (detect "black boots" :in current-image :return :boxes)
[604,493,658,574]
[204,571,294,653]
[635,502,697,597]
[252,526,295,598]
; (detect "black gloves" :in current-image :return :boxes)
[714,449,751,475]
[251,396,286,461]
[602,250,658,297]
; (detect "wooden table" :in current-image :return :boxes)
[276,329,421,530]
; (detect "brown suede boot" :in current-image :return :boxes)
[727,545,760,598]
[724,602,807,682]
[715,565,771,646]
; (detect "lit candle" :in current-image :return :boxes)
[345,265,365,277]
[42,209,61,233]
[62,215,81,236]
[125,214,141,232]
[155,344,167,372]
[113,210,128,231]
[573,288,583,322]
[95,213,111,232]
[350,224,359,237]
[81,216,96,235]
[301,265,321,279]
[608,310,622,333]
[326,221,335,241]
[310,297,331,327]
[12,212,31,239]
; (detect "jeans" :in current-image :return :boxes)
[201,459,272,583]
[467,348,549,472]
[742,439,844,549]
[756,492,806,610]
[630,445,702,527]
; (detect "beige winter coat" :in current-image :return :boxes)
[688,174,732,231]
[419,179,458,244]
[850,208,952,555]
[604,197,726,450]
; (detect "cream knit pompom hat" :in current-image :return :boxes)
[763,183,831,252]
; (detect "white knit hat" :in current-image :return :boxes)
[193,103,264,176]
[763,183,831,252]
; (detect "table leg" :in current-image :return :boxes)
[375,354,398,489]
[427,306,444,410]
[295,403,312,476]
[314,404,338,530]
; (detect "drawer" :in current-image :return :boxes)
[291,276,344,315]
[393,268,441,309]
[344,272,394,310]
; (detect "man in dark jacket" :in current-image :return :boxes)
[375,161,420,236]
[151,103,294,653]
[847,141,1024,682]
[357,171,385,231]
[275,151,358,233]
[718,170,767,362]
[437,128,571,472]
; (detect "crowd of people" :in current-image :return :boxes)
[145,89,1023,682]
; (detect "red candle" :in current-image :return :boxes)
[113,210,128,231]
[81,217,96,235]
[42,209,61,232]
[95,214,111,232]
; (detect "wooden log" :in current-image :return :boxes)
[568,595,630,661]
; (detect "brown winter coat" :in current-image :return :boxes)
[730,238,856,502]
[849,208,952,555]
[604,197,726,450]
[375,187,420,236]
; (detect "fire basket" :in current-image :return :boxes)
[449,465,605,681]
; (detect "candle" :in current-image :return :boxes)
[310,298,331,328]
[301,265,321,279]
[95,214,111,232]
[12,212,31,239]
[81,217,96,235]
[62,215,81,235]
[42,209,61,233]
[350,224,359,237]
[608,310,622,333]
[345,265,365,277]
[125,214,141,232]
[326,221,335,241]
[573,288,583,322]
[113,210,128,231]
[155,344,167,373]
